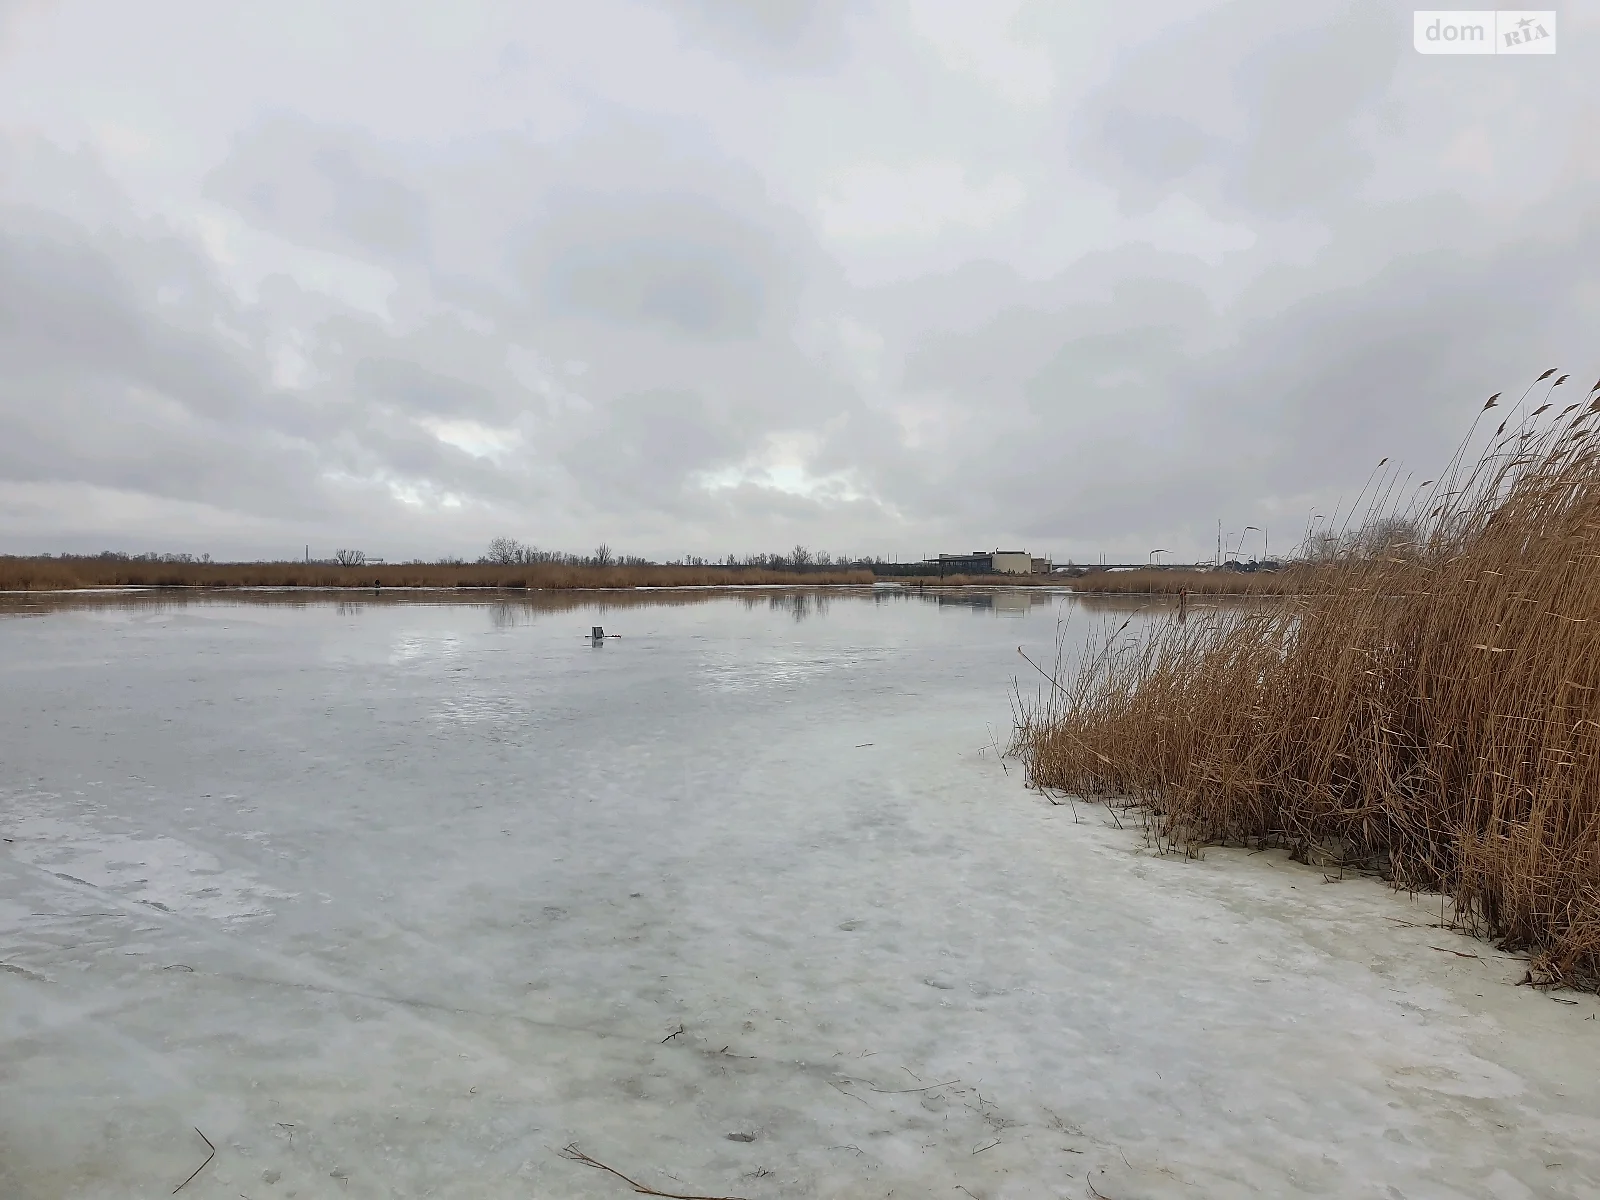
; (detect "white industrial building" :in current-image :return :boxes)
[932,550,1051,575]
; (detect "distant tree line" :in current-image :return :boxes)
[19,543,905,573]
[39,550,215,564]
[475,538,877,571]
[477,537,647,568]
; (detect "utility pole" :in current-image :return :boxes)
[1216,521,1221,569]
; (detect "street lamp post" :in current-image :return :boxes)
[1243,526,1261,563]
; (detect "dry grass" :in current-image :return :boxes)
[0,558,873,592]
[1015,371,1600,986]
[1062,568,1314,595]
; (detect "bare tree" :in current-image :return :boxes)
[334,548,366,567]
[1356,516,1422,557]
[482,536,528,565]
[791,544,813,568]
[1298,516,1421,563]
[815,551,832,567]
[1301,530,1342,562]
[481,537,575,565]
[593,543,614,568]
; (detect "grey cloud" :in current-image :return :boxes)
[1073,0,1402,218]
[354,358,501,422]
[206,116,430,261]
[0,209,328,517]
[660,0,854,68]
[1233,3,1401,214]
[197,110,850,536]
[4,3,1596,564]
[0,0,45,53]
[903,275,1212,401]
[561,389,738,511]
[0,209,285,431]
[0,164,550,544]
[210,113,819,347]
[519,191,783,340]
[938,205,1597,555]
[1091,111,1217,193]
[833,133,1598,558]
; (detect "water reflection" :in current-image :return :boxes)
[0,586,882,621]
[920,589,1057,615]
[769,592,831,622]
[1,583,1090,629]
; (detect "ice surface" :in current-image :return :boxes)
[2,588,1598,1199]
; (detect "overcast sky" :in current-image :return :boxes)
[1,0,1596,564]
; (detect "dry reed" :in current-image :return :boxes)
[1015,371,1600,986]
[1062,568,1316,595]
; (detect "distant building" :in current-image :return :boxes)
[933,550,1050,575]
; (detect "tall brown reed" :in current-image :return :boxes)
[1015,373,1600,985]
[1061,567,1319,595]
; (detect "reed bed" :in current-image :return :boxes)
[1062,568,1314,595]
[0,558,872,592]
[1015,371,1600,986]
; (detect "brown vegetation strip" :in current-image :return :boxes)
[1015,371,1600,988]
[1062,567,1318,595]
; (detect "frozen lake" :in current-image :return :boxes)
[3,587,1599,1199]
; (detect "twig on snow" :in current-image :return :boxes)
[828,1080,871,1105]
[172,1127,216,1194]
[558,1144,748,1200]
[865,1078,960,1094]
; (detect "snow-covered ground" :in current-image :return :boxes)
[2,589,1597,1199]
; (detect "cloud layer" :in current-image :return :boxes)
[1,0,1596,563]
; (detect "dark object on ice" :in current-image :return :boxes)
[593,626,604,639]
